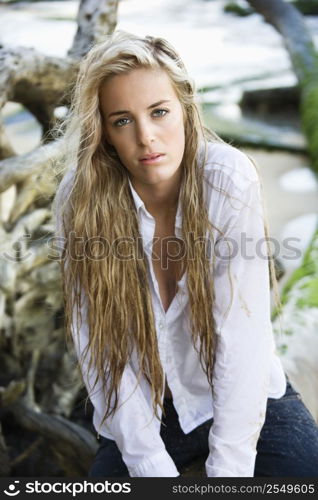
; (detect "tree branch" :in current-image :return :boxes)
[11,400,98,476]
[68,0,119,59]
[247,0,317,82]
[0,47,78,135]
[0,139,64,194]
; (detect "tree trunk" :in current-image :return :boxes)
[247,0,318,174]
[69,0,119,59]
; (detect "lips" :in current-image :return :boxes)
[140,153,163,160]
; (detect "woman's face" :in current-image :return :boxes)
[99,67,185,189]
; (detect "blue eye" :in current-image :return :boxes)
[114,117,130,127]
[153,108,168,117]
[113,109,168,128]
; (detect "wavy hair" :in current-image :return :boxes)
[53,30,281,428]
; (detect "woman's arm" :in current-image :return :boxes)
[72,294,179,477]
[206,174,274,477]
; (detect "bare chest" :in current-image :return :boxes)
[151,220,185,313]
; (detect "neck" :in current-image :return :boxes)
[129,170,182,222]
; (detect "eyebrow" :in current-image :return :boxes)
[107,99,171,119]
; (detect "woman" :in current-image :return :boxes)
[54,30,318,477]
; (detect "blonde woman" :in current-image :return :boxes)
[54,30,318,477]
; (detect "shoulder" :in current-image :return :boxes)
[200,142,262,235]
[201,141,259,194]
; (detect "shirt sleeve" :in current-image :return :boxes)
[72,295,179,477]
[53,173,179,478]
[206,177,273,477]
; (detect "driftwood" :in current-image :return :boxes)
[10,400,98,476]
[247,0,316,81]
[0,121,15,160]
[247,0,318,174]
[0,0,119,477]
[0,47,77,141]
[69,0,119,59]
[0,422,10,476]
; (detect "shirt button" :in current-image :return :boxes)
[158,320,164,330]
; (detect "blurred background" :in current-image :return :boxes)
[0,0,317,477]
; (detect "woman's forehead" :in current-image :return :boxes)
[102,67,172,90]
[99,67,179,111]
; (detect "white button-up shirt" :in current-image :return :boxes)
[55,141,286,478]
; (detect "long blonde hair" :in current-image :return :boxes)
[54,30,281,426]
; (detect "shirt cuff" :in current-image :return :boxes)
[205,450,256,477]
[127,450,180,477]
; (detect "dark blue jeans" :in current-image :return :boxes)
[89,381,318,477]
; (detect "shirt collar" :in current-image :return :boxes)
[128,176,145,213]
[128,177,182,229]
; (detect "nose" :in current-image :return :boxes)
[135,118,155,146]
